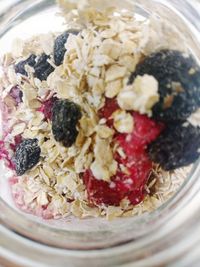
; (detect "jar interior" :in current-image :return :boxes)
[0,0,200,250]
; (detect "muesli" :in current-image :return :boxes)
[0,0,199,220]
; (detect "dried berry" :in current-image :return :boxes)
[52,99,82,147]
[83,154,152,206]
[83,170,124,206]
[83,99,164,206]
[148,122,200,170]
[14,139,41,175]
[54,30,79,66]
[129,50,200,121]
[14,54,36,76]
[15,53,54,81]
[115,112,165,155]
[34,53,54,81]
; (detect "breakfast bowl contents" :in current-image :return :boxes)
[0,0,199,221]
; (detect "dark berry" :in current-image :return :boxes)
[38,97,57,120]
[34,53,54,81]
[129,50,200,121]
[52,99,82,147]
[14,138,41,175]
[54,30,79,66]
[14,54,36,76]
[148,122,200,171]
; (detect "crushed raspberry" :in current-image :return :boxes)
[38,97,57,120]
[116,112,165,157]
[0,135,22,170]
[9,176,54,219]
[9,86,23,104]
[83,156,152,206]
[83,99,164,206]
[0,140,15,170]
[83,147,152,206]
[83,170,121,205]
[9,135,22,152]
[98,98,119,127]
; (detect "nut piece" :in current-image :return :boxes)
[118,74,159,115]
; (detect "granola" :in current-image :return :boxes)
[0,0,199,220]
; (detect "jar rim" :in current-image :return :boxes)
[1,0,200,266]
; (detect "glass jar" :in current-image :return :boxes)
[0,0,200,266]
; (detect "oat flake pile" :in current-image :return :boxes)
[0,0,199,220]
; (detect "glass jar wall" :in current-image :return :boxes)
[0,0,200,266]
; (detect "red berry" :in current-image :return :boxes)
[83,152,152,206]
[38,97,57,120]
[98,98,119,127]
[10,135,22,152]
[0,140,15,170]
[116,112,165,157]
[83,99,164,206]
[83,170,123,206]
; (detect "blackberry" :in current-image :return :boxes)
[129,50,200,121]
[148,122,200,171]
[14,138,41,175]
[14,54,36,76]
[34,53,54,81]
[54,30,79,66]
[52,99,82,147]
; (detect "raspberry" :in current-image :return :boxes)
[83,148,152,206]
[98,98,119,127]
[38,97,57,120]
[116,112,165,157]
[0,140,15,170]
[83,99,164,206]
[10,135,22,152]
[99,98,119,120]
[83,170,123,206]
